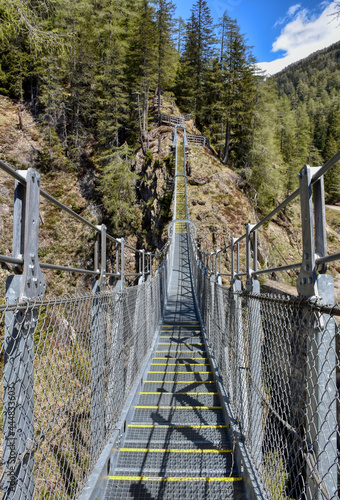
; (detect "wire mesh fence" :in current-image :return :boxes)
[190,236,339,500]
[0,256,169,498]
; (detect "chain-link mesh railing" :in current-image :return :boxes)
[0,254,170,498]
[189,232,339,499]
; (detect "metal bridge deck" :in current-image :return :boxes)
[104,234,245,499]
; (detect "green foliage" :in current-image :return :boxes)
[97,144,139,234]
[275,41,340,203]
[1,0,339,229]
[145,149,154,163]
[175,0,216,123]
[159,192,173,219]
[247,78,284,212]
[163,154,174,172]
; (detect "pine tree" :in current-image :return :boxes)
[126,0,157,147]
[97,144,139,234]
[176,0,216,125]
[218,12,256,167]
[248,77,284,212]
[175,17,186,54]
[92,0,131,149]
[153,0,177,124]
[323,104,340,202]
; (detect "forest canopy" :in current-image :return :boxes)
[0,0,339,222]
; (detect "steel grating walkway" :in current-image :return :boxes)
[104,233,245,499]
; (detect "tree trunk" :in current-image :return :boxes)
[222,120,231,164]
[158,81,161,126]
[137,93,146,155]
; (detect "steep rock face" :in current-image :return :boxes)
[0,94,339,298]
[0,96,97,296]
[134,126,175,249]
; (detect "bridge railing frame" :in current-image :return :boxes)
[0,160,171,289]
[189,151,340,500]
[0,159,170,499]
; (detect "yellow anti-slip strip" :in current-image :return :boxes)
[148,371,212,374]
[128,424,228,428]
[154,355,207,357]
[107,476,242,483]
[159,342,204,345]
[120,448,232,454]
[140,392,217,395]
[151,363,210,366]
[160,333,201,336]
[156,349,205,352]
[153,358,207,360]
[161,330,201,332]
[135,406,222,409]
[162,322,200,325]
[144,380,215,383]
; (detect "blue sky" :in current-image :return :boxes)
[173,0,340,74]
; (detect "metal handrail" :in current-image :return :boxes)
[222,151,340,280]
[226,151,340,250]
[0,159,169,281]
[230,150,340,242]
[0,160,145,252]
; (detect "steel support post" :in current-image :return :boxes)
[99,225,107,289]
[116,244,120,277]
[146,271,152,343]
[148,253,152,278]
[245,223,262,469]
[231,277,249,440]
[94,233,100,274]
[297,165,337,499]
[4,168,46,499]
[236,242,240,276]
[142,249,145,281]
[209,275,215,340]
[120,238,125,288]
[126,275,144,392]
[230,238,236,283]
[91,225,107,463]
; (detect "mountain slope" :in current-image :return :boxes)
[0,94,339,300]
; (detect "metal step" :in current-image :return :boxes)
[146,372,214,382]
[114,449,236,475]
[105,230,244,498]
[124,425,232,449]
[143,382,217,392]
[138,393,221,407]
[104,477,244,500]
[132,407,226,425]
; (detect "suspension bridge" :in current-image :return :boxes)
[0,124,339,499]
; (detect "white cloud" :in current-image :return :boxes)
[274,3,302,27]
[257,1,340,76]
[288,4,302,17]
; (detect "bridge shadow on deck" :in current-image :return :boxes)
[104,234,244,499]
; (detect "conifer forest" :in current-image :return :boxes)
[1,0,340,232]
